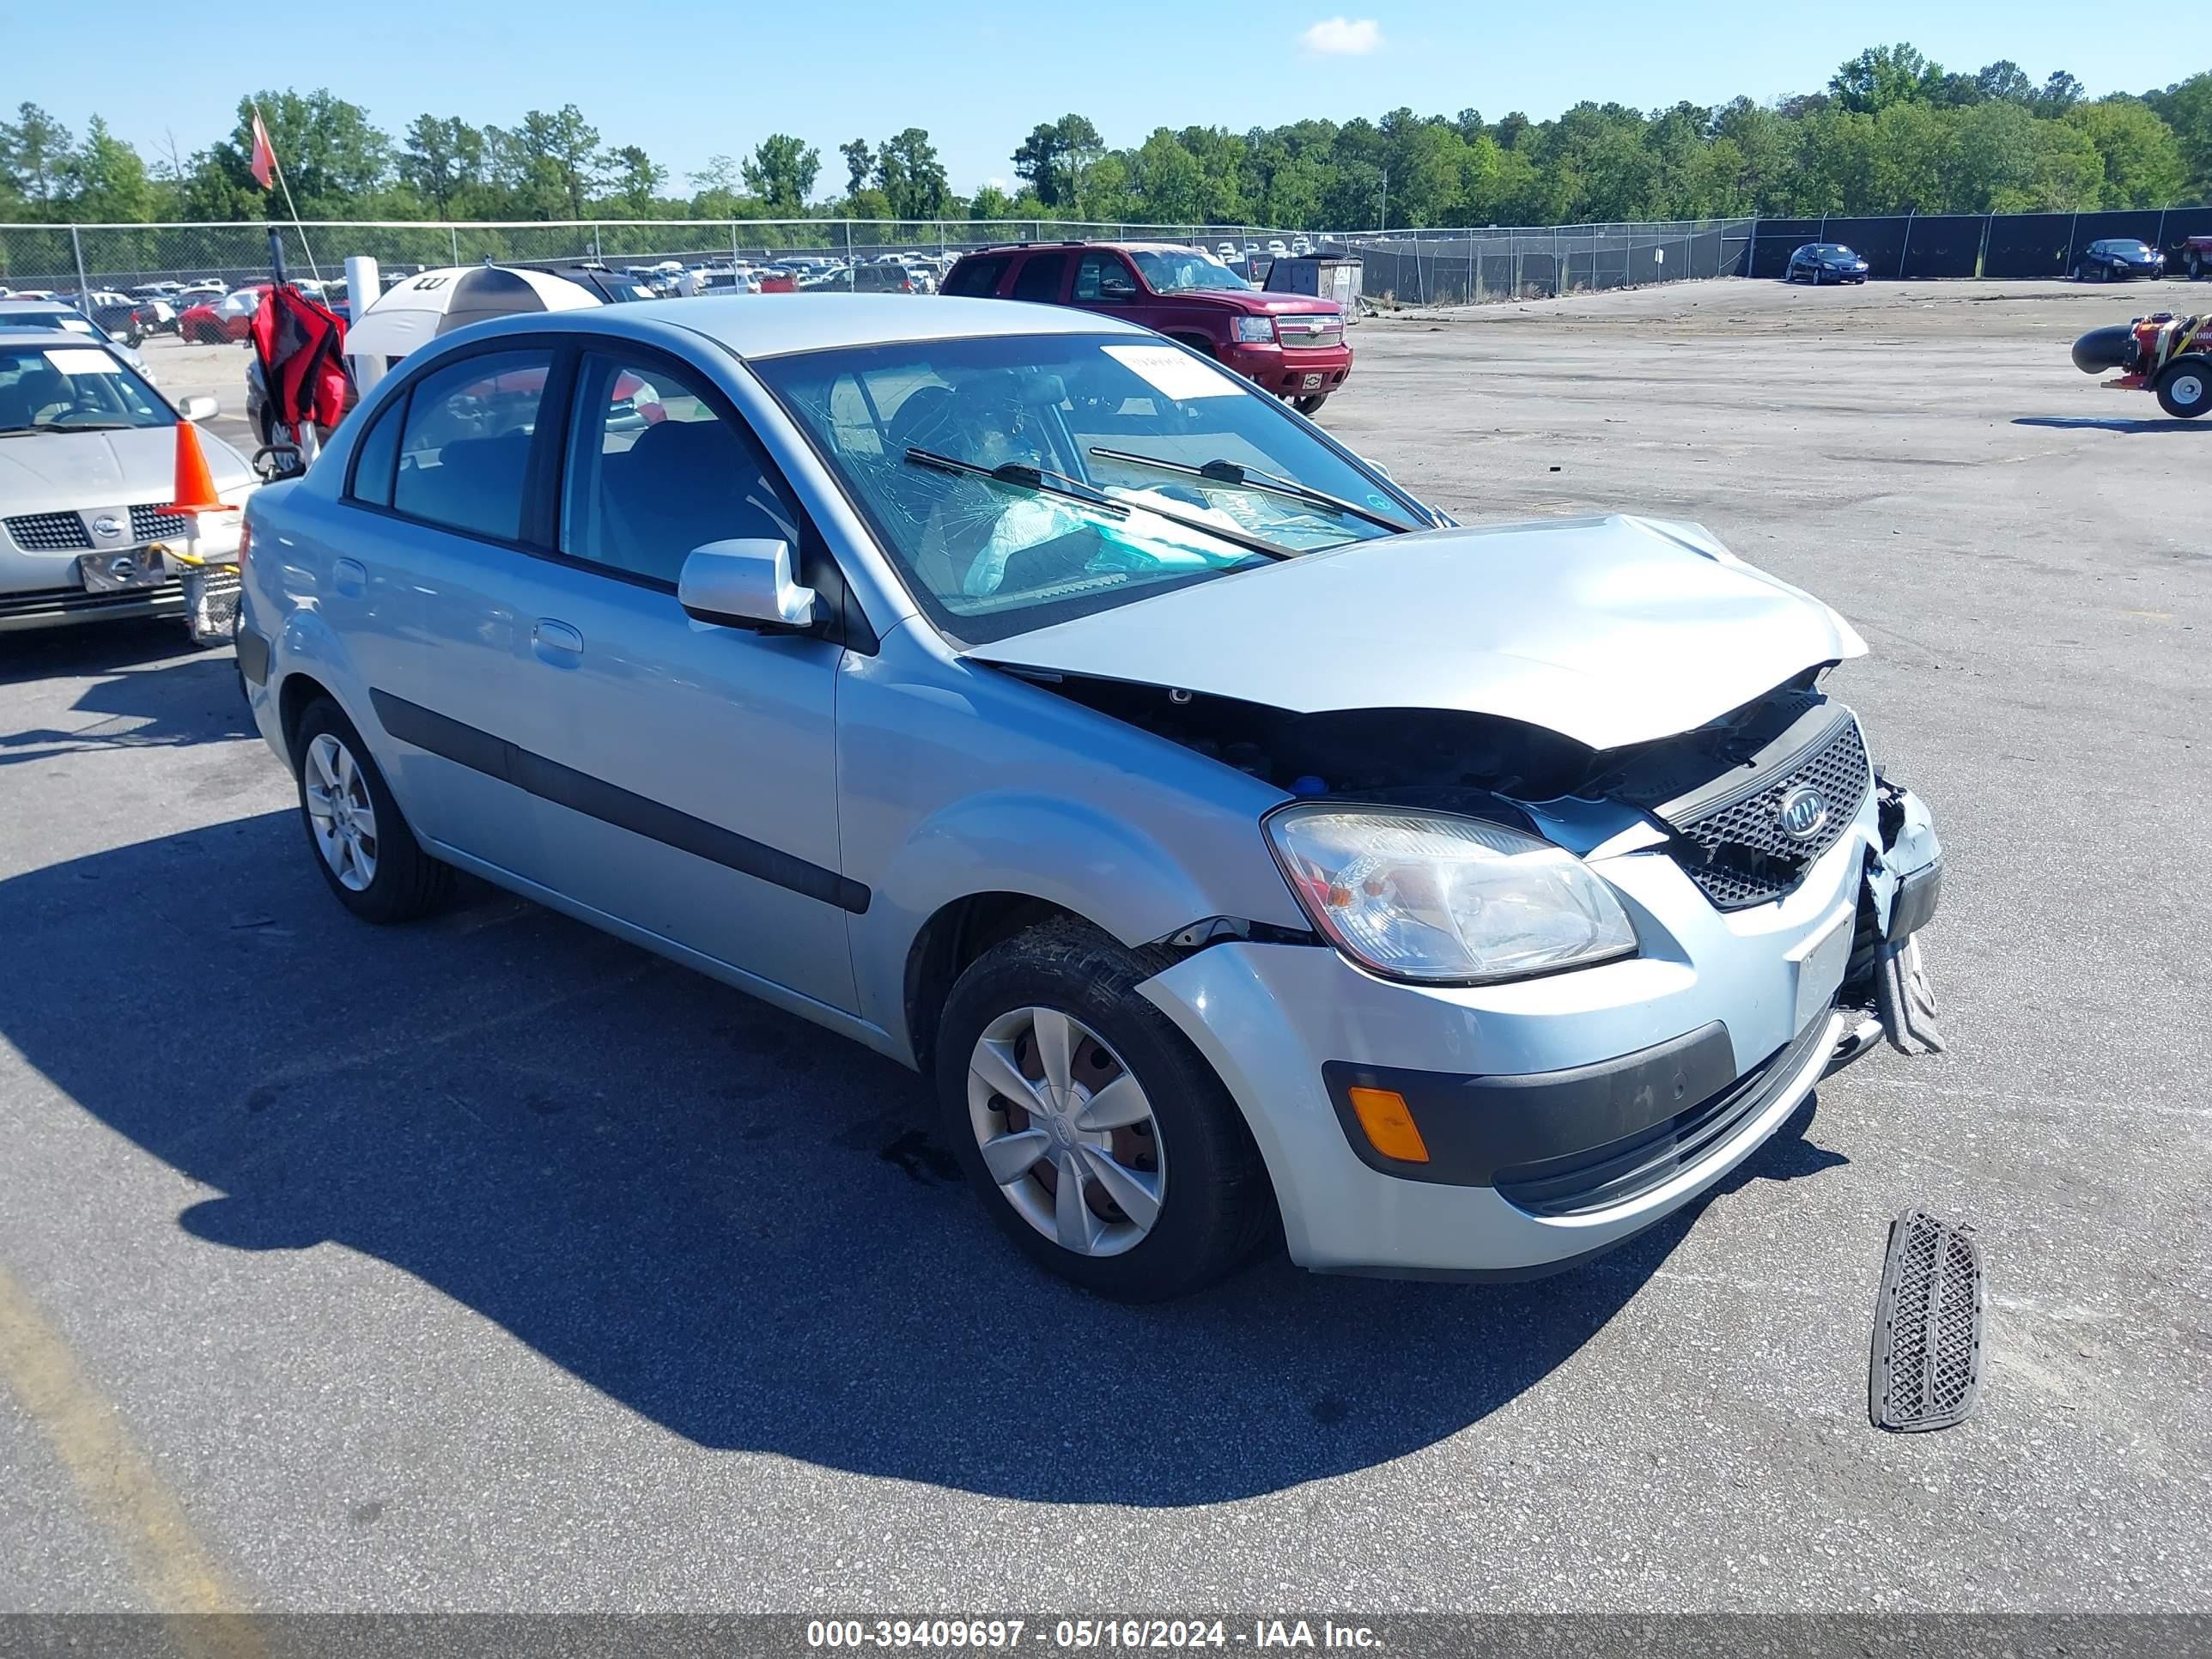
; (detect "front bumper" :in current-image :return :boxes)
[1139,781,1942,1279]
[1218,339,1353,398]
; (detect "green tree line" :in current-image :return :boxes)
[3,46,2206,230]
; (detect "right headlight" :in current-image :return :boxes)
[1264,805,1638,985]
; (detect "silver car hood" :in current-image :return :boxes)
[0,424,254,512]
[969,514,1866,752]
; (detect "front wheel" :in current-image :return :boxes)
[2156,361,2210,419]
[934,921,1276,1302]
[1294,393,1328,416]
[292,698,453,922]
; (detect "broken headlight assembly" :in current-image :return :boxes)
[1264,805,1638,985]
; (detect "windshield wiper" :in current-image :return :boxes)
[4,420,135,434]
[904,446,1126,514]
[1089,446,1419,534]
[905,445,1295,562]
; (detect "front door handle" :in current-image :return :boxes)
[332,557,366,597]
[532,618,583,666]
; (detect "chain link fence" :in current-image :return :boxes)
[1341,221,1754,305]
[10,209,2208,312]
[0,219,1314,296]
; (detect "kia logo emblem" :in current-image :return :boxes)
[1777,785,1831,842]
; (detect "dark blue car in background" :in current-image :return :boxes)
[1785,244,1871,284]
[2071,239,2166,282]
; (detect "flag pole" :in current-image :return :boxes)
[252,103,322,285]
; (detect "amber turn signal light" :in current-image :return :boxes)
[1345,1085,1429,1164]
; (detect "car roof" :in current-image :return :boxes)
[477,293,1151,359]
[0,323,108,341]
[958,240,1202,258]
[0,298,76,312]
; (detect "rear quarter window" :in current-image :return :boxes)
[943,256,1011,298]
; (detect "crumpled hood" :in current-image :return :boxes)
[0,423,253,508]
[969,514,1865,752]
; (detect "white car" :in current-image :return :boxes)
[1266,240,1288,258]
[0,327,253,635]
[1291,238,1313,257]
[1215,242,1237,259]
[0,300,155,380]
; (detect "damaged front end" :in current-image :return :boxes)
[1014,664,1944,1063]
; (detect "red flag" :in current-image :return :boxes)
[249,112,276,190]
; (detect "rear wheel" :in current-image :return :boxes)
[2155,360,2209,420]
[292,698,453,922]
[934,921,1276,1301]
[2189,252,2203,280]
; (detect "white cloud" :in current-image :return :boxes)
[1298,15,1382,54]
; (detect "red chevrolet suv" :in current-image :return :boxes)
[942,241,1352,413]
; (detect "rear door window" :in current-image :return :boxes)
[1011,253,1068,302]
[389,348,552,543]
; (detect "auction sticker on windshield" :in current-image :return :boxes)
[44,348,120,374]
[1103,344,1242,399]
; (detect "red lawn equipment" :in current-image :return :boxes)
[2071,313,2211,420]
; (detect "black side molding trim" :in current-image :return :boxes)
[368,689,870,915]
[234,627,272,686]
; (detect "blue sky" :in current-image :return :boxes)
[6,0,2142,197]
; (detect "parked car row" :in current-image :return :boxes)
[1780,238,2207,286]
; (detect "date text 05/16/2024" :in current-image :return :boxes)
[805,1621,1383,1650]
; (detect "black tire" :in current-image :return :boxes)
[933,920,1277,1302]
[1294,394,1328,416]
[2154,358,2210,420]
[2190,253,2203,280]
[291,696,453,923]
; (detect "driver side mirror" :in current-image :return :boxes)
[178,395,218,422]
[678,538,820,633]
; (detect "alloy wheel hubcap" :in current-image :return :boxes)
[303,732,379,891]
[2174,374,2204,407]
[967,1006,1164,1258]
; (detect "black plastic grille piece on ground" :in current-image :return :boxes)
[1675,718,1872,910]
[1870,1207,1985,1431]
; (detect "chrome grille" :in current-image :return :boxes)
[6,511,91,550]
[1673,718,1871,909]
[131,503,193,542]
[1274,313,1343,348]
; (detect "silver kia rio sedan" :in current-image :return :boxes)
[235,295,1943,1301]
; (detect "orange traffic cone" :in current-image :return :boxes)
[164,419,226,516]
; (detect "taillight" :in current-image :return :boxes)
[236,514,251,574]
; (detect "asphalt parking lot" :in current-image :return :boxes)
[3,278,2207,1613]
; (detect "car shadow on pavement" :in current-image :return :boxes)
[2011,416,2209,434]
[0,626,252,763]
[1,812,1848,1507]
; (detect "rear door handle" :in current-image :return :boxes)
[332,557,366,597]
[532,618,583,666]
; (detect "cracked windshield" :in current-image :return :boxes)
[754,334,1420,642]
